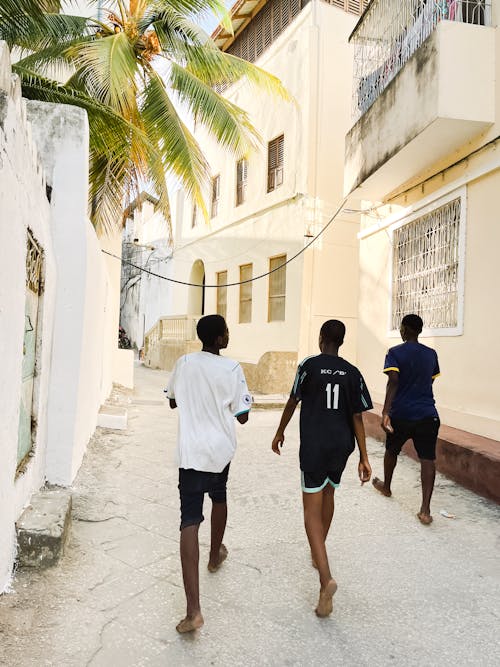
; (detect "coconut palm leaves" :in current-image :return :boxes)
[1,1,290,234]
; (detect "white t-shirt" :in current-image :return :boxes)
[166,352,252,472]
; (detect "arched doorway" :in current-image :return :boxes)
[187,259,205,315]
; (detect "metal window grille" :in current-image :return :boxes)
[236,158,248,206]
[268,254,287,321]
[391,197,461,330]
[239,264,253,323]
[217,271,228,319]
[351,0,492,121]
[211,175,220,218]
[267,135,284,192]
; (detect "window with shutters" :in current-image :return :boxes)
[236,159,248,206]
[267,135,284,193]
[268,254,286,321]
[211,175,220,218]
[216,271,228,319]
[390,193,465,335]
[239,264,253,323]
[223,0,366,69]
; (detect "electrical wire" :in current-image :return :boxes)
[102,194,349,288]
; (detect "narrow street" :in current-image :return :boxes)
[1,363,499,667]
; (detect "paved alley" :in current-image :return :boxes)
[0,363,499,667]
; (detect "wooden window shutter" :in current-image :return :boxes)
[239,263,253,323]
[268,255,286,321]
[211,175,220,218]
[267,135,284,192]
[236,159,247,206]
[216,271,227,319]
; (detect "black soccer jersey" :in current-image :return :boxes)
[290,354,373,472]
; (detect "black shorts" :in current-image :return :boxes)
[178,464,230,530]
[386,416,440,461]
[301,468,344,493]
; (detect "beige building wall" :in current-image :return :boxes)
[352,2,500,440]
[169,2,361,387]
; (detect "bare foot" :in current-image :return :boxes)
[315,579,338,618]
[176,613,204,633]
[417,512,433,525]
[372,477,392,497]
[208,544,228,573]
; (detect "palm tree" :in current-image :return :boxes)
[1,1,289,234]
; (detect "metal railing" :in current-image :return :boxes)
[144,315,199,356]
[350,0,492,121]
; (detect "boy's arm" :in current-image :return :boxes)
[382,371,399,433]
[353,413,371,483]
[272,397,299,455]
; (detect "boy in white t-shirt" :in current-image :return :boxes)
[166,314,251,633]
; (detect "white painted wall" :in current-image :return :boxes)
[120,202,173,349]
[0,44,56,592]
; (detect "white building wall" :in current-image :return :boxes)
[0,45,56,591]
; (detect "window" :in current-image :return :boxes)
[191,205,197,228]
[236,158,248,206]
[267,135,284,192]
[211,175,220,218]
[216,271,227,319]
[268,254,286,321]
[239,263,253,323]
[391,196,463,333]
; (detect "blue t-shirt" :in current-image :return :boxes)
[383,342,440,420]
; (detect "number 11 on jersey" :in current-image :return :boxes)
[325,383,339,409]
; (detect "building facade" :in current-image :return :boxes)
[151,0,368,392]
[345,0,500,441]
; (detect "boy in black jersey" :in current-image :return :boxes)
[272,320,372,617]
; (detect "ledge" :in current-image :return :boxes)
[364,404,500,504]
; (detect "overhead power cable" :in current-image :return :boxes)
[102,195,349,288]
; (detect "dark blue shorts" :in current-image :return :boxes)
[178,464,230,530]
[386,416,440,461]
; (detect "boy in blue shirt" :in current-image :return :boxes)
[372,314,440,525]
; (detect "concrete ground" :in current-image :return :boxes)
[1,363,499,667]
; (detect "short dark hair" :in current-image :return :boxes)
[196,314,227,346]
[401,314,423,334]
[320,319,345,347]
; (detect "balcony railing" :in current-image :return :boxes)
[350,0,492,121]
[144,315,199,356]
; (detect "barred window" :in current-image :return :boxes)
[216,271,227,319]
[391,198,461,331]
[268,254,286,321]
[267,135,284,193]
[239,263,253,323]
[236,158,248,206]
[211,175,220,218]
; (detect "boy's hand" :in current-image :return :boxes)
[358,459,372,485]
[381,413,393,434]
[272,432,284,455]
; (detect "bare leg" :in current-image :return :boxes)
[303,490,337,617]
[312,485,335,568]
[417,459,435,524]
[322,484,335,540]
[177,524,204,633]
[372,450,397,496]
[208,501,228,572]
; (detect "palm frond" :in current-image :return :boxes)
[169,62,260,156]
[0,12,94,52]
[141,70,210,219]
[70,32,140,116]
